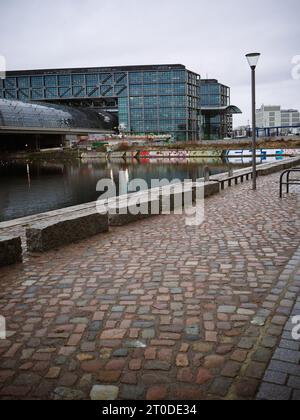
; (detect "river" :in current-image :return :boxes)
[0,156,285,222]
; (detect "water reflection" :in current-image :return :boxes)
[0,157,269,222]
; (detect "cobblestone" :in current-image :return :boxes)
[0,171,300,400]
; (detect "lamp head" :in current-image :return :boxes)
[246,53,261,69]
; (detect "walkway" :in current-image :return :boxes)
[0,171,299,400]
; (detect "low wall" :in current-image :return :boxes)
[0,236,22,267]
[26,211,109,253]
[257,156,300,176]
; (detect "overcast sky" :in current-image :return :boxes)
[1,0,299,126]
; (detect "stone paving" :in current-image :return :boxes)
[0,171,300,400]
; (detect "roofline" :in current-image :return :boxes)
[200,79,230,89]
[201,105,242,114]
[6,64,194,76]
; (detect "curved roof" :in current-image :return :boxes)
[0,99,117,130]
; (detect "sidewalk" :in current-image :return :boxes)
[0,170,299,400]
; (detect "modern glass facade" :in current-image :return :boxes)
[1,65,201,141]
[200,79,240,140]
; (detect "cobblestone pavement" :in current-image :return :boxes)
[0,171,300,400]
[257,293,300,400]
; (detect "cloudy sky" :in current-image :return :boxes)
[1,0,299,126]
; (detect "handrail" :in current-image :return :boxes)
[279,168,300,198]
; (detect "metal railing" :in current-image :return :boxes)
[280,168,300,198]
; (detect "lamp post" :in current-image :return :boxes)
[246,52,261,190]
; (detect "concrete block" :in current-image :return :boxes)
[0,236,22,267]
[26,211,109,252]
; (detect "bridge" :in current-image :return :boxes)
[256,125,300,137]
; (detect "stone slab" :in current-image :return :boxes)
[26,211,109,252]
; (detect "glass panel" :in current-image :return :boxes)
[86,74,99,86]
[17,77,30,88]
[129,72,143,84]
[45,88,58,98]
[58,75,71,87]
[72,74,85,86]
[31,88,43,100]
[45,75,57,87]
[4,78,17,89]
[31,76,44,87]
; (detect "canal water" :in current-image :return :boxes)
[0,156,284,222]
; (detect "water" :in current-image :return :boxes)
[0,156,282,222]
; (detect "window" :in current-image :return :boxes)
[115,85,127,97]
[18,77,30,88]
[87,86,100,97]
[143,84,158,96]
[72,74,85,86]
[45,88,58,98]
[86,74,99,86]
[131,109,143,119]
[59,87,71,98]
[172,70,186,82]
[129,72,143,84]
[144,97,158,108]
[158,84,174,95]
[4,78,17,89]
[114,72,126,84]
[31,89,43,100]
[144,72,158,84]
[5,90,17,99]
[31,76,44,87]
[158,72,172,83]
[45,75,57,87]
[100,74,113,85]
[130,85,143,96]
[144,109,158,119]
[129,97,143,108]
[18,89,30,100]
[101,86,113,96]
[58,75,71,87]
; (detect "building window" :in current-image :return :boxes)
[86,74,99,86]
[130,85,144,96]
[17,77,30,88]
[45,88,58,98]
[58,75,71,87]
[45,75,57,87]
[129,72,143,84]
[72,74,85,86]
[31,76,44,88]
[4,78,17,89]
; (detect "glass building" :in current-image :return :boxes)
[200,79,241,140]
[1,65,201,141]
[0,66,241,141]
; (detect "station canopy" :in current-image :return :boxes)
[0,99,116,130]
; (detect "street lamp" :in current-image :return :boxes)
[246,52,261,190]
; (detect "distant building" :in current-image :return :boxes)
[1,65,242,142]
[233,125,251,138]
[256,105,300,131]
[200,79,241,140]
